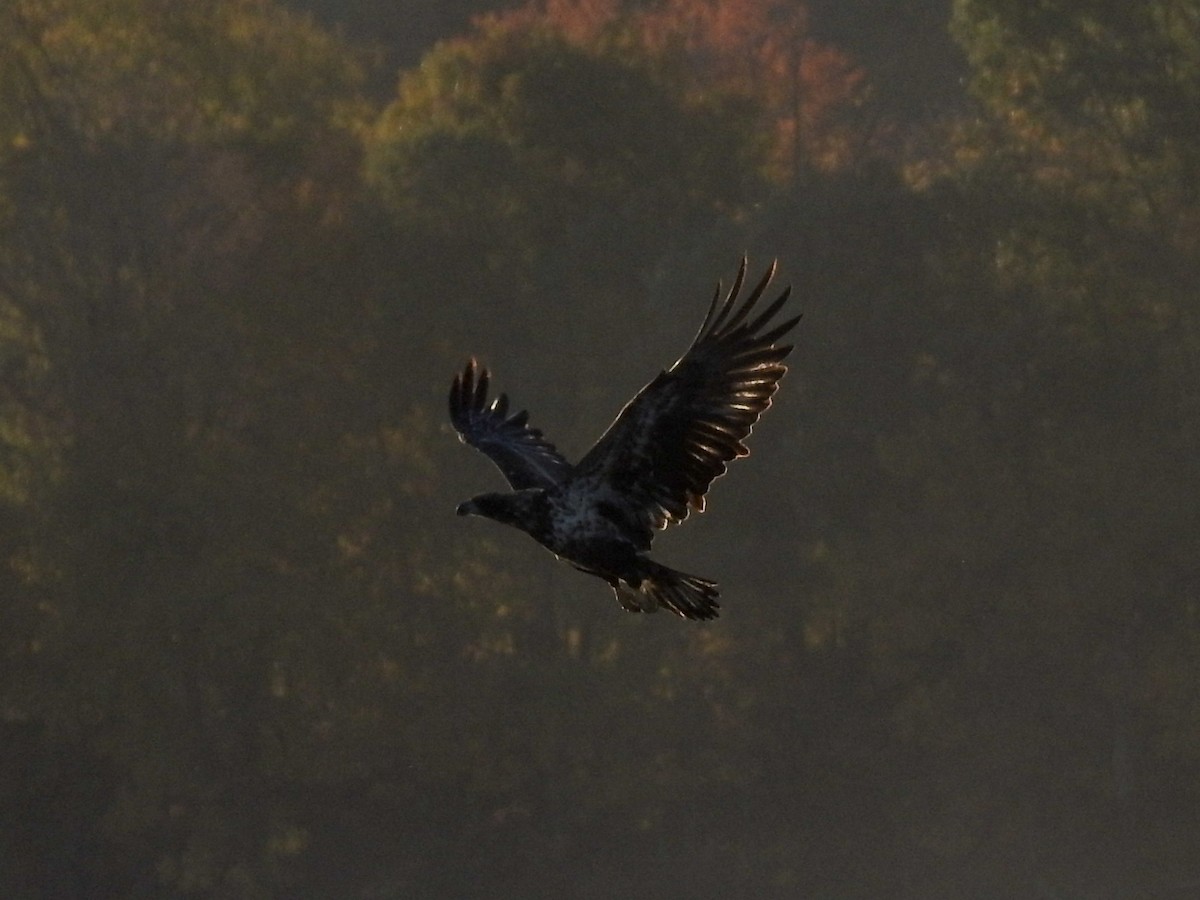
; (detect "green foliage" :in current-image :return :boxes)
[365,19,766,277]
[952,0,1200,223]
[0,0,367,144]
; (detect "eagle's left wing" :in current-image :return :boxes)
[449,358,574,490]
[576,259,799,530]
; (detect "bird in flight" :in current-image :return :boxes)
[449,259,800,620]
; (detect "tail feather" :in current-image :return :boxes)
[614,560,720,620]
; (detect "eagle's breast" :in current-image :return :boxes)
[545,478,635,553]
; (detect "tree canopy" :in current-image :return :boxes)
[3,0,1200,897]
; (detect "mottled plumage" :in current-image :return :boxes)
[450,259,800,620]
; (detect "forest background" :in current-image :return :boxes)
[2,0,1199,897]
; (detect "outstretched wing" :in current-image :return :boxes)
[449,358,574,490]
[576,258,799,531]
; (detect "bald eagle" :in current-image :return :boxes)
[450,259,799,620]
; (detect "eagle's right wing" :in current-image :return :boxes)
[576,259,799,530]
[449,358,573,491]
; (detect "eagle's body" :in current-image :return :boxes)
[450,259,800,620]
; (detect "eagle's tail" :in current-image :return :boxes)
[614,559,720,620]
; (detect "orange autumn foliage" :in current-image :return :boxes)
[481,0,869,178]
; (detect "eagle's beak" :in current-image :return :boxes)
[455,500,477,517]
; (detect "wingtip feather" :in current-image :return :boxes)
[717,260,778,334]
[758,314,803,348]
[744,285,791,334]
[706,256,749,335]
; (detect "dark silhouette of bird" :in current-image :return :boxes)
[450,259,800,620]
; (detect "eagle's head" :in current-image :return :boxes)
[455,490,546,528]
[454,495,490,518]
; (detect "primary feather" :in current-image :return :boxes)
[449,358,573,490]
[450,258,800,620]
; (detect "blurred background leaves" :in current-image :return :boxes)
[2,0,1199,896]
